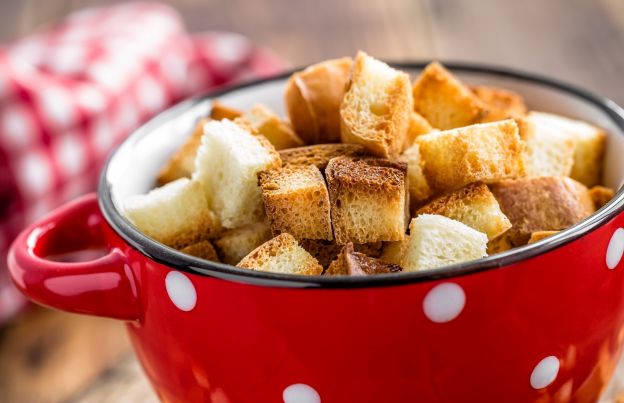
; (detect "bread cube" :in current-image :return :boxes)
[412,62,488,130]
[299,239,383,269]
[416,119,525,193]
[326,156,409,244]
[194,119,281,228]
[487,234,514,255]
[237,233,323,275]
[326,243,401,276]
[241,104,304,150]
[340,51,412,158]
[402,215,488,272]
[214,221,272,265]
[401,142,432,206]
[284,57,352,144]
[516,114,575,177]
[417,183,511,240]
[528,231,559,244]
[156,118,207,186]
[210,101,242,120]
[259,165,333,240]
[589,186,615,209]
[489,176,595,243]
[180,240,220,262]
[528,112,606,186]
[124,178,220,248]
[279,143,367,171]
[472,85,527,121]
[404,111,434,150]
[380,240,408,266]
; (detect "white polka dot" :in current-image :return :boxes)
[46,44,87,75]
[423,283,465,323]
[0,103,36,150]
[136,77,166,113]
[606,228,624,269]
[165,271,196,311]
[91,116,114,152]
[530,356,559,389]
[54,134,86,176]
[283,384,320,403]
[17,151,53,198]
[76,85,107,113]
[212,34,250,62]
[38,86,77,129]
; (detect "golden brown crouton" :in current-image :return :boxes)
[156,118,207,186]
[404,111,434,150]
[528,231,559,244]
[284,57,352,144]
[472,85,527,121]
[401,142,432,207]
[299,239,383,269]
[279,143,367,171]
[210,101,242,120]
[214,221,273,266]
[180,240,220,262]
[241,104,304,150]
[412,62,489,130]
[589,186,615,209]
[340,52,413,158]
[325,243,401,276]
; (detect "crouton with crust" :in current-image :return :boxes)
[326,243,401,276]
[214,221,273,265]
[240,104,304,150]
[279,143,367,171]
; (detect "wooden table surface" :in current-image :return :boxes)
[1,0,623,402]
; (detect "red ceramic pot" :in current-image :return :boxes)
[7,64,624,403]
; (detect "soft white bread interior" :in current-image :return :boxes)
[401,141,432,207]
[401,215,488,272]
[237,233,323,275]
[259,165,333,240]
[214,221,272,266]
[124,178,220,248]
[156,117,207,186]
[194,119,281,228]
[527,111,606,186]
[416,119,525,193]
[340,51,412,158]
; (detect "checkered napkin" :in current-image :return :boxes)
[0,2,284,321]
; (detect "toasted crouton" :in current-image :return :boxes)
[279,143,367,171]
[528,112,606,186]
[489,177,595,243]
[180,240,220,262]
[528,231,559,244]
[259,165,333,240]
[404,111,434,149]
[156,118,207,186]
[401,215,488,272]
[194,119,281,228]
[487,234,514,255]
[326,156,409,244]
[240,105,304,150]
[401,142,432,206]
[326,243,401,276]
[299,239,383,269]
[340,51,413,158]
[416,119,525,193]
[380,240,409,266]
[237,233,323,275]
[284,57,352,144]
[516,114,576,177]
[124,178,220,248]
[214,221,272,265]
[472,85,527,121]
[589,186,615,209]
[412,62,489,130]
[417,183,511,240]
[210,101,242,120]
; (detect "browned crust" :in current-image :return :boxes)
[241,104,304,150]
[527,231,559,244]
[180,240,220,262]
[279,143,368,171]
[210,101,243,120]
[156,118,207,186]
[589,186,615,209]
[326,243,401,276]
[299,239,383,269]
[404,111,434,150]
[472,85,528,122]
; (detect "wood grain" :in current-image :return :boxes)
[0,0,623,401]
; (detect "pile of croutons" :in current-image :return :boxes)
[124,51,613,276]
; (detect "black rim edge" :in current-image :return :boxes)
[98,61,624,289]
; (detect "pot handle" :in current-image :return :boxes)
[7,193,141,321]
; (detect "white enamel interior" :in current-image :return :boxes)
[106,67,624,215]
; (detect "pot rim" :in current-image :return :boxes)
[98,61,624,288]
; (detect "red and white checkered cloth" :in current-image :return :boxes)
[0,2,284,321]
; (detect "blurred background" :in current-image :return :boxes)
[0,0,622,402]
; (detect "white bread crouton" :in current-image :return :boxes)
[340,51,413,158]
[279,143,367,171]
[412,62,489,130]
[401,142,432,206]
[528,112,606,186]
[489,176,595,244]
[326,156,409,244]
[417,183,511,240]
[284,57,352,144]
[124,178,220,248]
[210,101,242,120]
[516,114,576,177]
[180,240,220,262]
[326,243,401,276]
[237,233,323,275]
[194,119,281,228]
[156,118,207,186]
[416,119,525,193]
[472,85,527,121]
[259,165,333,240]
[214,221,272,266]
[401,215,488,272]
[241,104,304,150]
